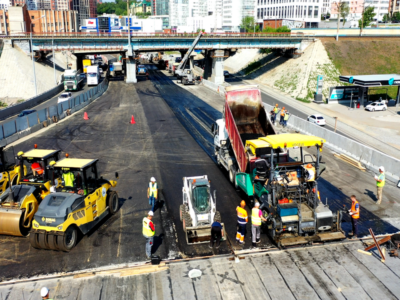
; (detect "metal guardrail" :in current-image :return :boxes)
[0,78,109,148]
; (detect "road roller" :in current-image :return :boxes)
[0,147,61,236]
[0,146,27,195]
[30,157,119,251]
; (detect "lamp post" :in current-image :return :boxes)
[127,0,132,56]
[53,27,64,86]
[30,15,46,96]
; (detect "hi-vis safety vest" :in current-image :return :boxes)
[63,172,75,187]
[143,217,155,237]
[273,107,279,114]
[237,207,248,224]
[351,200,360,219]
[284,113,289,121]
[149,182,158,198]
[252,208,262,226]
[377,173,385,187]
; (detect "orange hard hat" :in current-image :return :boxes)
[282,107,285,109]
[306,164,313,168]
[275,104,278,106]
[240,200,246,208]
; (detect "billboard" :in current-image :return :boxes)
[81,19,98,30]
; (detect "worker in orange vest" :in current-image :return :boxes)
[348,195,360,239]
[279,107,286,125]
[236,200,248,244]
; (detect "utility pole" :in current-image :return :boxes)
[127,0,131,56]
[335,1,341,41]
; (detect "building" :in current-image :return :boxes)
[321,0,330,16]
[72,0,96,26]
[151,0,168,16]
[364,0,390,21]
[207,0,223,31]
[331,0,389,23]
[169,0,189,28]
[0,4,78,35]
[0,0,9,11]
[256,0,322,28]
[131,0,151,15]
[148,14,169,28]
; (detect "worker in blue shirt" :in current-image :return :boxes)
[210,219,224,249]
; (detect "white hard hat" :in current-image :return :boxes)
[150,177,156,182]
[379,166,385,172]
[255,202,260,207]
[148,211,154,216]
[41,287,49,297]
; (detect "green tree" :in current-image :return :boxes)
[262,26,290,33]
[382,13,390,23]
[241,16,257,32]
[97,0,137,16]
[392,12,400,21]
[340,2,349,25]
[359,6,376,28]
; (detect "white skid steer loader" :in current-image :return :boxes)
[180,175,225,245]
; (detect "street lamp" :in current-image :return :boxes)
[53,27,64,85]
[30,15,46,96]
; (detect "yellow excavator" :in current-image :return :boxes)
[0,146,60,236]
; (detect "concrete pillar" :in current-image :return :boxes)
[126,56,137,83]
[359,86,365,108]
[396,86,400,107]
[179,50,186,58]
[203,50,213,80]
[210,50,226,85]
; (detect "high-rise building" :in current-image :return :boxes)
[222,0,251,32]
[0,0,9,11]
[169,0,189,27]
[73,0,96,27]
[153,0,169,16]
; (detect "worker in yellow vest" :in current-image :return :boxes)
[375,166,385,205]
[236,200,248,244]
[283,111,290,127]
[348,195,360,239]
[279,107,286,126]
[143,211,155,259]
[251,202,267,247]
[147,177,158,212]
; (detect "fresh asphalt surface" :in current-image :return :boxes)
[0,63,398,281]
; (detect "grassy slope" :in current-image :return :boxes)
[321,37,400,99]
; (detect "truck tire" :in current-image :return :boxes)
[29,231,40,249]
[38,232,49,250]
[107,191,119,215]
[229,165,238,189]
[183,212,192,231]
[179,204,186,222]
[57,226,78,252]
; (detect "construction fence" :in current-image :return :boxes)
[0,78,109,148]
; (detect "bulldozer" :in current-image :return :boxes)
[30,157,119,251]
[0,147,61,236]
[180,175,225,244]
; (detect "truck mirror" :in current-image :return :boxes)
[213,190,217,202]
[115,172,119,179]
[319,155,322,162]
[211,123,215,133]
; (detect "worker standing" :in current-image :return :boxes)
[280,107,286,126]
[272,104,279,125]
[41,287,53,300]
[147,177,158,212]
[348,195,360,239]
[270,110,276,125]
[374,166,385,205]
[283,111,290,127]
[236,200,248,244]
[143,211,155,259]
[251,202,267,247]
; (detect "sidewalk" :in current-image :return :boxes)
[245,78,400,159]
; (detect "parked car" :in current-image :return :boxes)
[365,101,387,112]
[18,109,36,117]
[58,92,72,104]
[307,114,326,126]
[223,70,230,78]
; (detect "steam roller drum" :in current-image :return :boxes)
[0,208,27,237]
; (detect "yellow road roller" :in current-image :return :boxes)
[30,157,119,251]
[0,147,60,236]
[0,146,26,195]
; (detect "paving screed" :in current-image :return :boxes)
[0,65,399,281]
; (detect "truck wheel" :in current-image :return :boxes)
[29,232,40,249]
[229,166,238,188]
[48,234,60,251]
[183,212,192,231]
[57,226,78,252]
[38,232,49,249]
[107,191,119,215]
[179,204,186,222]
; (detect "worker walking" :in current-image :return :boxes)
[270,110,276,125]
[251,202,267,247]
[348,195,360,239]
[41,287,53,300]
[147,177,158,212]
[236,200,248,244]
[143,211,155,259]
[283,111,290,128]
[210,218,224,249]
[375,166,385,205]
[279,107,286,126]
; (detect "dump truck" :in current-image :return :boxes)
[30,157,119,251]
[0,147,60,236]
[240,134,346,247]
[180,175,225,244]
[63,69,83,91]
[82,59,91,73]
[211,85,276,190]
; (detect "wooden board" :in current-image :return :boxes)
[149,270,174,300]
[169,262,197,300]
[53,278,82,300]
[77,277,103,300]
[187,259,222,300]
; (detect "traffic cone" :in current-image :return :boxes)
[130,115,136,124]
[83,112,89,120]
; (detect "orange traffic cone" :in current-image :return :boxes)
[83,112,89,120]
[130,115,135,124]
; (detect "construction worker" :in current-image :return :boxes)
[279,107,286,125]
[62,168,75,187]
[41,287,53,300]
[348,195,360,239]
[143,211,155,259]
[273,103,279,114]
[147,177,158,212]
[283,111,290,127]
[31,162,44,177]
[272,104,279,125]
[375,166,385,205]
[270,110,276,125]
[251,201,267,247]
[210,218,224,249]
[236,200,248,244]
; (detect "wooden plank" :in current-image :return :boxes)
[169,262,197,300]
[328,244,397,300]
[53,278,83,300]
[100,276,127,300]
[271,251,320,300]
[309,247,372,300]
[364,236,391,251]
[369,228,385,261]
[345,243,400,298]
[210,257,246,300]
[131,273,151,300]
[5,282,36,300]
[187,259,222,300]
[232,257,271,300]
[250,255,296,300]
[0,285,12,300]
[149,270,174,300]
[289,249,345,300]
[372,246,400,278]
[77,277,103,300]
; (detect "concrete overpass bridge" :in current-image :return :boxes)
[5,32,315,83]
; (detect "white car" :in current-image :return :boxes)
[365,102,387,112]
[308,114,326,126]
[58,92,72,104]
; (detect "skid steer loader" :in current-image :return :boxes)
[29,157,119,251]
[0,147,61,237]
[179,175,225,245]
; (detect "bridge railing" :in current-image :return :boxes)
[6,31,313,39]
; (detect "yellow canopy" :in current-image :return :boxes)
[22,149,60,159]
[52,158,98,169]
[245,139,270,155]
[259,134,325,149]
